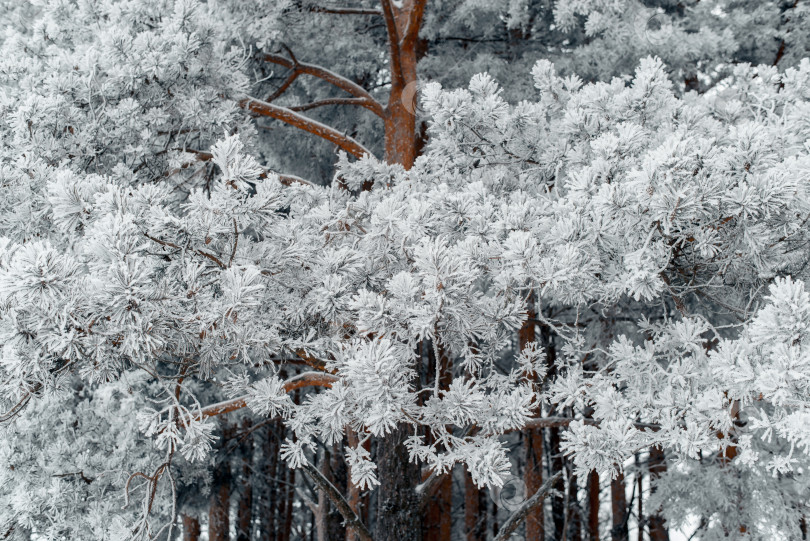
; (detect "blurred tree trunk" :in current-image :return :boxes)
[237,418,253,541]
[648,446,669,541]
[465,472,485,541]
[569,467,582,541]
[210,423,233,541]
[258,415,282,541]
[610,472,629,541]
[182,514,200,541]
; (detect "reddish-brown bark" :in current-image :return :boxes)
[182,514,201,541]
[521,294,545,541]
[424,474,452,541]
[243,98,373,160]
[464,472,485,541]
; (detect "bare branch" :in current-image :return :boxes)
[267,70,300,103]
[242,97,374,160]
[289,97,376,112]
[308,5,382,15]
[143,233,227,269]
[0,393,32,423]
[261,53,384,117]
[493,471,564,541]
[301,461,374,541]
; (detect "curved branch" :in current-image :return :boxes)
[242,97,374,160]
[0,393,32,423]
[494,471,563,541]
[261,53,384,117]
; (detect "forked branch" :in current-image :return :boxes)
[261,53,384,117]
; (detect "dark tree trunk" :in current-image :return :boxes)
[569,469,583,541]
[648,446,669,541]
[237,418,253,541]
[542,322,565,541]
[587,470,600,541]
[610,472,629,541]
[258,418,281,541]
[424,340,452,541]
[522,293,545,540]
[209,423,233,541]
[465,472,485,541]
[347,430,371,541]
[280,458,296,541]
[375,425,423,541]
[424,474,452,541]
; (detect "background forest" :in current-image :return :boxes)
[1,1,810,540]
